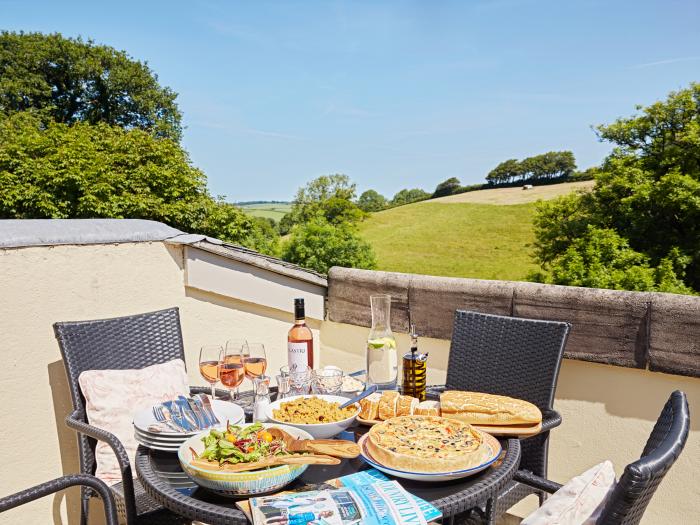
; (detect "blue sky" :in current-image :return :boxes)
[3,0,699,201]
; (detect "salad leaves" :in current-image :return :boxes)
[194,422,290,465]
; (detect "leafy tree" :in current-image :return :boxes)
[432,177,461,198]
[0,111,278,254]
[0,32,181,140]
[281,174,366,231]
[530,226,692,294]
[390,188,430,207]
[281,217,376,274]
[532,83,700,293]
[486,159,521,185]
[357,189,387,212]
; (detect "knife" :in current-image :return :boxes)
[186,396,210,428]
[172,398,197,431]
[191,396,212,428]
[162,400,190,431]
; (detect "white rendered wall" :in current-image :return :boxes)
[0,242,320,524]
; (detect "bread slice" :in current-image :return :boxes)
[396,395,419,416]
[414,400,441,416]
[358,392,382,420]
[377,390,400,420]
[440,390,541,425]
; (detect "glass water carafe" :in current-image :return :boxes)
[366,294,398,389]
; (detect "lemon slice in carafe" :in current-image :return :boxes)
[367,337,397,350]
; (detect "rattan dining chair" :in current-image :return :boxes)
[54,307,195,525]
[439,309,571,519]
[0,474,119,525]
[514,390,690,524]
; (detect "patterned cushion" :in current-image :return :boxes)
[79,359,189,485]
[522,461,616,525]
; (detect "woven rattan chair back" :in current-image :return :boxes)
[54,307,185,477]
[598,390,689,525]
[447,310,570,477]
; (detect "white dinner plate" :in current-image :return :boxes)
[357,432,501,482]
[135,434,181,452]
[133,399,245,437]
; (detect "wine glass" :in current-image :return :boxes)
[199,345,223,399]
[243,343,267,380]
[220,340,247,402]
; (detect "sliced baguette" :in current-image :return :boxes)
[440,390,541,425]
[358,392,382,420]
[396,395,419,416]
[377,390,400,420]
[414,400,441,416]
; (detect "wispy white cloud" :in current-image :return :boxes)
[629,56,700,69]
[189,120,306,141]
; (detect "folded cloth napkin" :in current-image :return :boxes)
[79,358,189,485]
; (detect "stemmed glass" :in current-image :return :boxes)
[243,343,268,381]
[199,345,223,399]
[220,340,248,403]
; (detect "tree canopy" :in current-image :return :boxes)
[357,189,388,212]
[390,188,430,207]
[432,177,461,198]
[0,111,277,254]
[0,32,181,140]
[281,216,376,274]
[280,174,365,233]
[486,151,576,185]
[531,83,700,294]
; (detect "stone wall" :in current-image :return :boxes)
[327,267,700,377]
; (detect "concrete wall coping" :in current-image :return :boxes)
[327,267,700,378]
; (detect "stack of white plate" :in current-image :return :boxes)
[133,400,245,452]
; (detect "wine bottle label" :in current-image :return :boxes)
[287,341,309,370]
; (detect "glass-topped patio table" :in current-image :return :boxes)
[135,420,521,525]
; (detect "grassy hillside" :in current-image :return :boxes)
[359,201,538,280]
[238,203,292,220]
[359,180,593,280]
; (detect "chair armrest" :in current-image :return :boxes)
[540,409,562,432]
[0,474,119,525]
[65,410,136,523]
[65,410,131,472]
[514,470,563,494]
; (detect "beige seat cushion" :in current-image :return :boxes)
[79,358,189,485]
[522,460,616,525]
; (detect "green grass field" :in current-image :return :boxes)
[359,201,539,280]
[238,203,292,221]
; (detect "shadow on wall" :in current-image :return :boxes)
[48,360,79,525]
[556,360,700,431]
[184,287,322,332]
[49,360,108,525]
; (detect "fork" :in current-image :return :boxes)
[163,400,195,432]
[152,405,183,432]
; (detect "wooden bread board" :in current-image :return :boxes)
[357,416,542,437]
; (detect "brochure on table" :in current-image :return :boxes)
[241,469,442,525]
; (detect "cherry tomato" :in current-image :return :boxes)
[225,433,236,443]
[257,431,273,443]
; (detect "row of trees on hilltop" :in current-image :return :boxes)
[486,151,577,185]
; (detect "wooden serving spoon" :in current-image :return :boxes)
[190,453,340,473]
[267,427,360,458]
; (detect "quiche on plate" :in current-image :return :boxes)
[366,415,491,473]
